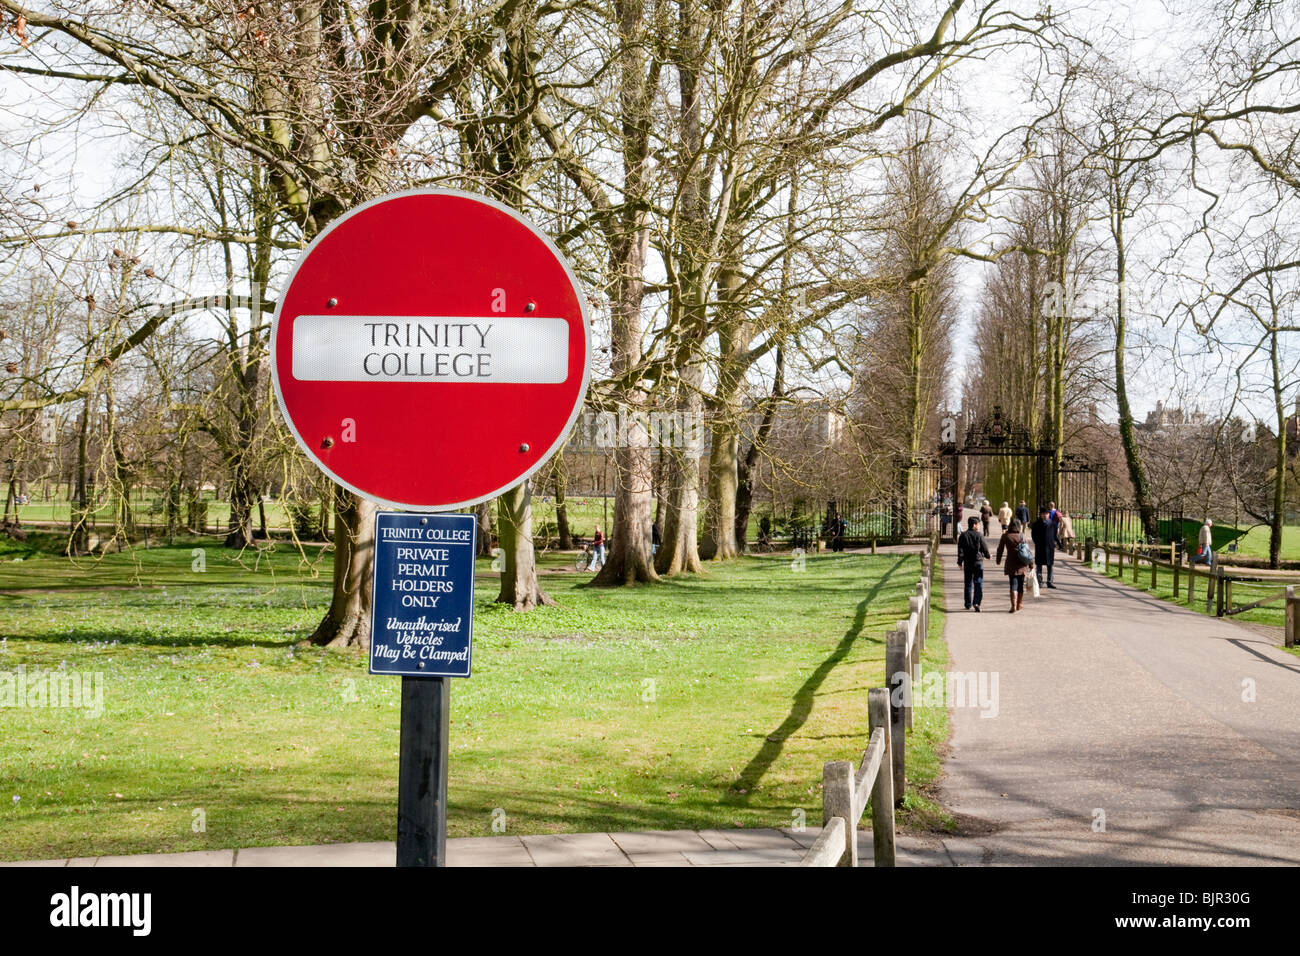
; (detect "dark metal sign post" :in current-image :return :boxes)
[397,676,451,866]
[371,511,476,867]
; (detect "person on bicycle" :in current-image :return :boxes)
[589,525,606,571]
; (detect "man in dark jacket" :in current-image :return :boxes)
[957,516,991,611]
[1015,499,1031,527]
[1030,506,1058,588]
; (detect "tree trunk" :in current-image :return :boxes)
[1112,210,1157,540]
[553,456,572,550]
[70,395,90,555]
[704,418,740,560]
[656,378,704,575]
[734,347,783,549]
[475,499,494,557]
[1270,324,1285,569]
[225,466,256,548]
[309,491,376,648]
[165,476,181,537]
[496,481,555,610]
[593,0,657,587]
[318,480,331,540]
[3,472,16,526]
[702,282,745,561]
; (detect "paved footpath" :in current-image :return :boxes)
[1,828,942,868]
[924,528,1300,865]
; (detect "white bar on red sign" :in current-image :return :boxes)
[291,314,570,384]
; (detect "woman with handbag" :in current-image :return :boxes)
[996,519,1032,613]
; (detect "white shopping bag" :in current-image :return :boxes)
[1030,571,1040,598]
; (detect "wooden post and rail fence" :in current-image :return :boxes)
[801,530,938,867]
[1071,538,1298,649]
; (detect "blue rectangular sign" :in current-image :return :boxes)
[369,511,476,678]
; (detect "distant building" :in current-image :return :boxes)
[1139,401,1207,432]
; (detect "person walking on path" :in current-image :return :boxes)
[997,501,1013,530]
[980,502,993,536]
[1030,506,1059,588]
[996,519,1031,612]
[589,524,606,571]
[1057,509,1075,552]
[957,516,991,611]
[1015,499,1031,527]
[1197,518,1215,566]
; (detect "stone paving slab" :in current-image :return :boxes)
[98,850,236,868]
[519,832,630,867]
[0,828,952,867]
[683,847,803,866]
[236,842,393,867]
[607,829,716,855]
[624,852,693,867]
[446,835,534,867]
[708,827,805,851]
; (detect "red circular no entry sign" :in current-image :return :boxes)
[271,189,592,511]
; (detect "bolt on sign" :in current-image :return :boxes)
[270,189,592,866]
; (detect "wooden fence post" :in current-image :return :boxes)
[915,583,927,651]
[1151,554,1157,590]
[1214,568,1225,617]
[822,759,855,867]
[923,578,930,644]
[903,615,917,731]
[1115,548,1120,576]
[1187,562,1195,604]
[1224,576,1232,616]
[1132,547,1139,584]
[886,625,907,805]
[1286,586,1297,649]
[1173,554,1180,598]
[909,597,923,682]
[868,688,896,867]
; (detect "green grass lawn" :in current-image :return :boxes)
[1228,523,1300,561]
[0,540,945,860]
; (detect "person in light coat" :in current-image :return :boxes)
[1057,510,1075,552]
[997,501,1013,530]
[1198,518,1214,565]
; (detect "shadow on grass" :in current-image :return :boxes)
[729,556,905,799]
[0,627,305,649]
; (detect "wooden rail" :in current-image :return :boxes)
[1080,539,1299,648]
[801,530,938,867]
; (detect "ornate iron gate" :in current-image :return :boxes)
[897,405,1111,541]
